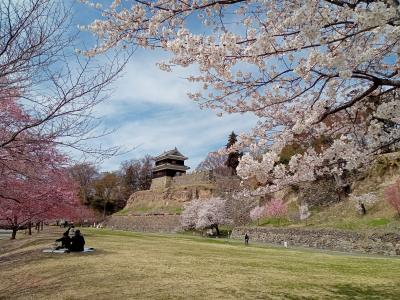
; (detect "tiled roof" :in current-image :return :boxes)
[154,147,188,161]
[153,163,190,172]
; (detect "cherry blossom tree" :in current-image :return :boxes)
[0,88,95,239]
[181,197,232,235]
[181,199,203,229]
[0,159,82,239]
[385,179,400,216]
[0,1,123,238]
[299,202,311,221]
[249,205,266,225]
[69,204,99,226]
[0,141,93,239]
[250,198,288,224]
[85,0,400,194]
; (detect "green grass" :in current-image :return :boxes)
[299,198,400,232]
[366,218,391,227]
[257,217,291,227]
[1,228,400,299]
[113,207,131,216]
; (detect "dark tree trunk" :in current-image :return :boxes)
[28,222,32,235]
[214,224,220,236]
[10,216,18,239]
[361,203,366,215]
[40,221,44,231]
[11,227,18,240]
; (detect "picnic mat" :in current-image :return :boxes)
[43,247,95,253]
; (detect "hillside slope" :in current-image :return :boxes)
[257,152,400,233]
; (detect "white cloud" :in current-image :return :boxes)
[94,50,198,117]
[87,50,257,171]
[99,106,256,171]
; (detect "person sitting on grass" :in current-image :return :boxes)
[69,224,75,237]
[70,229,85,252]
[55,231,71,250]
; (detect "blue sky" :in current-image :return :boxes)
[72,1,257,171]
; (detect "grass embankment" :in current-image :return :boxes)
[255,198,400,233]
[255,171,400,233]
[114,206,183,216]
[1,228,400,299]
[297,198,400,232]
[117,183,215,216]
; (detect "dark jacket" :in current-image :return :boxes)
[70,234,85,252]
[56,235,71,249]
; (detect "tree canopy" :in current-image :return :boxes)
[85,0,400,193]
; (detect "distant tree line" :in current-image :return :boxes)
[69,156,153,218]
[71,131,244,220]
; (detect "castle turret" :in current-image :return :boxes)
[151,148,190,189]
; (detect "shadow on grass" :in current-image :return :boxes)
[270,284,400,300]
[0,247,118,300]
[326,284,400,299]
[0,244,117,270]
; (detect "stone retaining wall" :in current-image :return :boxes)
[171,171,214,187]
[150,171,215,190]
[106,215,182,233]
[150,176,172,190]
[232,227,400,256]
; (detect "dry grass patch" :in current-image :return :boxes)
[0,228,400,299]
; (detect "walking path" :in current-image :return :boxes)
[0,230,12,240]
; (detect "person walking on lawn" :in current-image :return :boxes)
[244,233,249,245]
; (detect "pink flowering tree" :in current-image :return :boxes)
[0,89,95,239]
[265,199,288,223]
[0,1,121,239]
[385,179,400,216]
[250,199,288,225]
[0,165,83,239]
[181,197,232,235]
[85,0,400,195]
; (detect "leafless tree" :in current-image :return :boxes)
[196,151,230,176]
[0,0,127,168]
[69,162,99,204]
[121,155,154,195]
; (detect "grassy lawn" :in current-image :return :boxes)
[1,228,400,299]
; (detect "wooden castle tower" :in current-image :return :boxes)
[150,148,190,189]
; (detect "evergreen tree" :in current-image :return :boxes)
[225,132,242,175]
[226,131,238,149]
